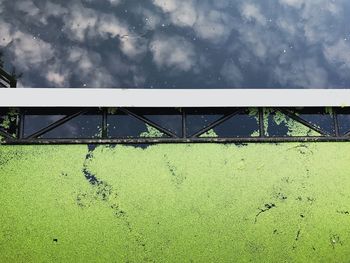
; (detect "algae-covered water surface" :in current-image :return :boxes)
[1,143,350,262]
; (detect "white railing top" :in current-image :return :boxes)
[0,88,349,107]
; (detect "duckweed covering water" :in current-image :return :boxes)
[1,143,350,262]
[140,124,165,138]
[199,129,218,138]
[0,108,18,142]
[263,109,321,137]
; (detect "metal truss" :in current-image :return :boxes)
[1,107,350,144]
[0,68,17,88]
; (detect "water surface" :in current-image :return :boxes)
[0,0,349,88]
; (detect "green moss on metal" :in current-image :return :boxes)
[1,143,350,262]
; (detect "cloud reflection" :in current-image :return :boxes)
[0,0,349,88]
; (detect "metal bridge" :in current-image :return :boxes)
[1,67,350,144]
[1,107,350,144]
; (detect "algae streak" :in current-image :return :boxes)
[1,143,350,262]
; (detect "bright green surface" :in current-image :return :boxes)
[1,143,350,262]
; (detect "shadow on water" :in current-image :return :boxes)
[82,144,100,186]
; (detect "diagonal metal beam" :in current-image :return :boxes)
[278,108,330,136]
[26,109,89,139]
[0,127,14,139]
[0,68,16,87]
[190,108,244,138]
[119,108,179,138]
[0,75,10,85]
[0,68,13,80]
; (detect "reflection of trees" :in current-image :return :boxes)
[0,50,19,88]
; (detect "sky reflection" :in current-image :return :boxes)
[0,0,349,88]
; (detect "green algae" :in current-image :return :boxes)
[1,143,350,262]
[250,130,260,137]
[0,108,18,130]
[199,108,260,138]
[140,124,164,138]
[264,109,320,137]
[199,129,218,138]
[325,107,333,116]
[247,108,260,137]
[0,108,18,142]
[107,108,118,115]
[248,107,259,118]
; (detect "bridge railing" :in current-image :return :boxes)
[0,68,17,88]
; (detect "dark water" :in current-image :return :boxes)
[0,0,350,88]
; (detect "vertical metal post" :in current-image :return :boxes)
[15,108,20,139]
[102,108,108,138]
[17,108,25,139]
[333,107,340,137]
[182,108,187,138]
[259,108,265,138]
[10,78,17,88]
